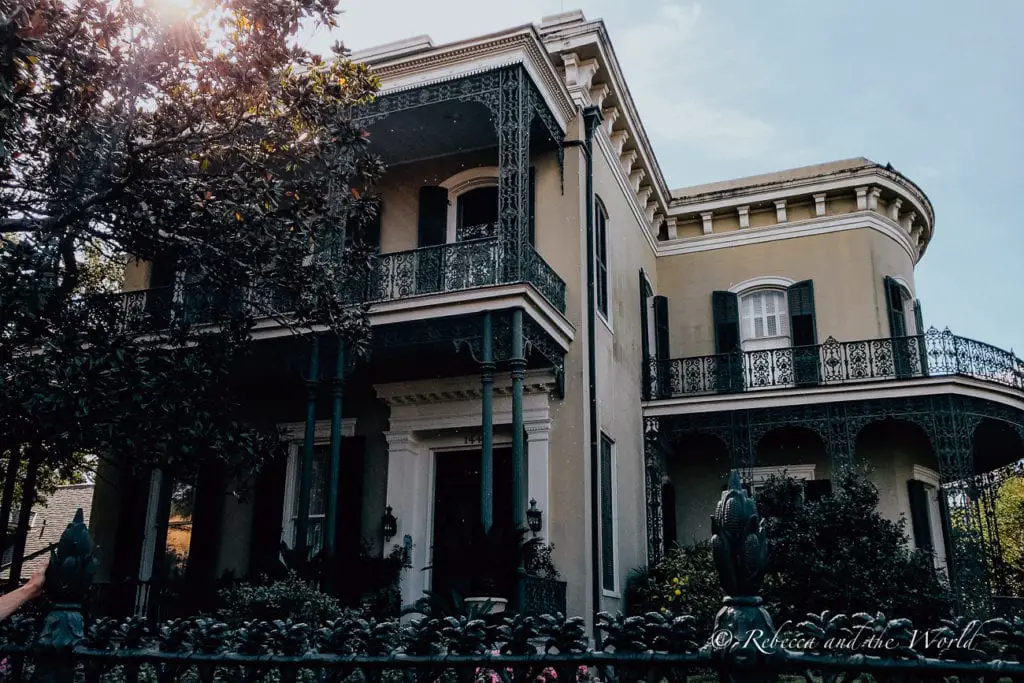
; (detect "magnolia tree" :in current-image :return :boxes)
[0,0,381,583]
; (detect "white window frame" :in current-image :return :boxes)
[599,432,619,597]
[595,198,612,330]
[279,419,357,550]
[739,288,790,351]
[641,269,657,393]
[440,167,499,244]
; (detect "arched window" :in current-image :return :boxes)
[739,289,790,350]
[595,197,609,319]
[455,186,498,241]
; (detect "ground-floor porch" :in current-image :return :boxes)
[644,390,1024,614]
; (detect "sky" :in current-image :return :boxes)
[303,0,1024,354]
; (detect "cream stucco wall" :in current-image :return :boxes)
[655,225,917,357]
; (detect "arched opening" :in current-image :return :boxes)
[664,433,729,547]
[455,186,498,241]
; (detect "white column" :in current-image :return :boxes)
[384,431,429,608]
[737,205,750,229]
[525,419,552,534]
[855,186,869,210]
[700,211,713,235]
[774,199,787,223]
[665,216,678,240]
[813,193,827,217]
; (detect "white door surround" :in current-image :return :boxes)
[375,370,556,608]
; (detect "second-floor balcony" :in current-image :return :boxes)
[111,238,565,332]
[647,328,1024,400]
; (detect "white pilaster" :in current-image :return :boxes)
[774,199,787,223]
[737,205,750,229]
[813,193,827,217]
[384,431,429,608]
[888,197,903,222]
[868,187,882,211]
[609,130,629,156]
[901,211,917,233]
[525,419,552,530]
[620,150,638,179]
[700,211,714,235]
[855,186,869,210]
[665,216,678,240]
[602,108,619,135]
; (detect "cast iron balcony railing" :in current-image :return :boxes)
[647,327,1024,399]
[109,238,566,332]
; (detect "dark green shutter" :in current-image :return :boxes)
[913,299,924,334]
[248,452,289,579]
[788,280,820,386]
[913,299,929,376]
[654,295,670,398]
[639,273,652,398]
[907,480,934,552]
[712,291,742,392]
[417,186,447,247]
[600,435,614,592]
[528,167,536,247]
[884,276,906,337]
[661,482,677,554]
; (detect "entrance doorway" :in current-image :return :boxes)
[431,448,513,599]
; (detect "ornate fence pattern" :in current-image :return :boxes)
[649,328,1024,399]
[8,480,1024,681]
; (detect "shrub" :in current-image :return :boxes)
[217,572,351,626]
[625,540,721,635]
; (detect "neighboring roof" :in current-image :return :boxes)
[1,483,94,580]
[671,158,877,200]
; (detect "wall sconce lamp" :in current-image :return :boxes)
[527,498,543,536]
[382,505,397,541]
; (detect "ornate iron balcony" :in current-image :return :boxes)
[647,327,1024,399]
[108,238,567,332]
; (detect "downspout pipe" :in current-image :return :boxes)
[581,105,603,645]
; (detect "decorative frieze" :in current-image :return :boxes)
[888,198,903,222]
[813,193,827,217]
[628,167,645,192]
[774,199,787,223]
[609,129,629,156]
[701,211,714,235]
[737,205,750,229]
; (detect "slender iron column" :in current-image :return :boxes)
[324,338,345,593]
[511,308,526,612]
[481,312,495,532]
[295,335,320,562]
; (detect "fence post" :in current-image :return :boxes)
[708,471,776,683]
[31,508,97,683]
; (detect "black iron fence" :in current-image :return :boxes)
[648,327,1024,399]
[109,240,566,334]
[9,479,1024,681]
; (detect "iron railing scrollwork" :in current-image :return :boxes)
[648,328,1024,399]
[12,483,1024,681]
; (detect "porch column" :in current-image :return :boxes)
[295,335,320,561]
[525,418,551,533]
[496,67,532,283]
[644,417,665,563]
[510,308,527,612]
[323,338,346,594]
[481,312,495,532]
[384,431,429,608]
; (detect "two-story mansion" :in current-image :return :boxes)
[90,11,1024,624]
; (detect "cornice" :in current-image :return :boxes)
[375,369,557,407]
[594,126,659,256]
[656,210,921,264]
[369,30,575,130]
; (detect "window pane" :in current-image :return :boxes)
[754,318,764,338]
[600,435,615,592]
[767,315,777,337]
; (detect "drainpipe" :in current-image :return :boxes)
[581,105,603,644]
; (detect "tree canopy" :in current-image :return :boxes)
[0,0,382,577]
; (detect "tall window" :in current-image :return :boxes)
[286,444,330,554]
[740,290,789,343]
[595,200,609,319]
[599,433,616,592]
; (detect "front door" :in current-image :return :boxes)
[430,448,512,600]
